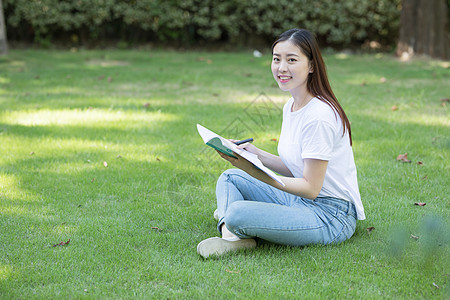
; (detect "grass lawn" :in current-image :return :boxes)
[0,48,449,299]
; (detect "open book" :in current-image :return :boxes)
[197,124,285,186]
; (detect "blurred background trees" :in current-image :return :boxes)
[1,0,449,59]
[0,0,7,55]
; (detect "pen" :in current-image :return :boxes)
[235,138,254,145]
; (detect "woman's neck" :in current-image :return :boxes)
[291,90,314,112]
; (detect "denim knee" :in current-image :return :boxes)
[216,202,244,236]
[224,201,249,237]
[219,169,246,182]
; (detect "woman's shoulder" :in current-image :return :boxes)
[305,97,338,122]
[303,98,344,137]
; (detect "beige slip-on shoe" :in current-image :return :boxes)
[197,237,256,259]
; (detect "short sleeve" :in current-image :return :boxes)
[301,120,337,161]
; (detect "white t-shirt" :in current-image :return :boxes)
[278,97,365,220]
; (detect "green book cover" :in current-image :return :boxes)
[206,137,237,158]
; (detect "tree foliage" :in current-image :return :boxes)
[3,0,401,47]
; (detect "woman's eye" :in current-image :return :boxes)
[273,57,279,62]
[288,58,297,62]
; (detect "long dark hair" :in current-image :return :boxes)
[272,28,352,145]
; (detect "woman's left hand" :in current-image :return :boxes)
[216,150,255,173]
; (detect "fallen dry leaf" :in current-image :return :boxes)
[270,138,277,142]
[29,151,35,155]
[225,269,240,274]
[414,202,426,206]
[366,227,375,234]
[432,282,440,289]
[410,234,419,240]
[417,161,423,165]
[391,105,399,111]
[396,153,411,163]
[380,77,387,83]
[53,239,71,247]
[91,178,96,182]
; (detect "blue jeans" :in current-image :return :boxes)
[216,169,357,246]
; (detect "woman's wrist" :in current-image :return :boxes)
[256,149,272,164]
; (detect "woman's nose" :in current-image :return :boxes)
[278,60,288,72]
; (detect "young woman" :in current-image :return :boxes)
[197,28,365,258]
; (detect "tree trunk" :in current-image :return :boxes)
[397,0,449,60]
[0,0,8,55]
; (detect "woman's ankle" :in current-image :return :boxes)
[221,224,239,240]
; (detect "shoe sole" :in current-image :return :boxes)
[197,237,256,258]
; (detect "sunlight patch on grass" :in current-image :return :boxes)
[1,109,178,127]
[358,109,449,127]
[431,60,449,68]
[42,85,84,94]
[0,174,21,200]
[335,53,350,60]
[203,91,287,106]
[345,74,383,85]
[31,150,168,175]
[35,160,104,175]
[0,203,31,217]
[85,59,130,67]
[10,59,26,66]
[114,82,187,96]
[0,264,13,280]
[0,76,10,84]
[391,113,449,127]
[4,59,26,73]
[389,78,447,88]
[0,174,41,217]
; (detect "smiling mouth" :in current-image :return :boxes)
[278,76,292,83]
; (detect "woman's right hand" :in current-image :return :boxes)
[229,139,260,155]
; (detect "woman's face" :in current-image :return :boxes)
[271,40,312,94]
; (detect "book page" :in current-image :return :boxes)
[197,124,241,153]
